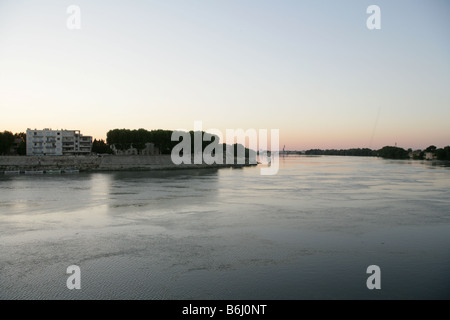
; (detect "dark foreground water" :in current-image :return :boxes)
[0,156,449,299]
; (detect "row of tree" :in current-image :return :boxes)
[0,131,26,155]
[435,146,450,160]
[106,129,179,154]
[305,148,377,157]
[304,145,450,160]
[105,128,255,158]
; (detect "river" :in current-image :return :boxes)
[0,156,449,299]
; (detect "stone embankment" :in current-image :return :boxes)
[0,155,256,172]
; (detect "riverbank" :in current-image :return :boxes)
[0,155,257,173]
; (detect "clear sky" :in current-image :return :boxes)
[1,0,449,150]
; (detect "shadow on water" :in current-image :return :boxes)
[105,168,221,212]
[428,160,450,168]
[106,168,221,180]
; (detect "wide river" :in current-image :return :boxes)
[0,156,449,299]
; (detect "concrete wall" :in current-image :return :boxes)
[0,155,254,172]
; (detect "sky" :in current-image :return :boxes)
[1,0,449,150]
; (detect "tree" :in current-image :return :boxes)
[0,131,14,155]
[377,146,409,159]
[14,132,27,155]
[92,139,113,154]
[425,145,437,153]
[436,146,450,161]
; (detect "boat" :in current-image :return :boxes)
[45,170,62,174]
[63,169,80,174]
[4,170,20,175]
[25,170,44,175]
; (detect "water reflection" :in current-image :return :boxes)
[428,161,450,168]
[0,174,97,215]
[106,169,220,217]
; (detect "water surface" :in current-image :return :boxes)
[1,156,449,299]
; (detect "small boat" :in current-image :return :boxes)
[25,170,44,175]
[45,170,62,174]
[4,170,20,175]
[63,169,80,174]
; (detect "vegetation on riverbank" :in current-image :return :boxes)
[2,129,449,161]
[304,145,450,160]
[106,128,256,159]
[0,131,26,155]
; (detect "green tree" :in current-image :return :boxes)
[377,146,409,159]
[0,131,14,155]
[425,145,437,153]
[92,139,113,154]
[14,132,27,155]
[436,146,450,161]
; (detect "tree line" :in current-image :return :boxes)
[304,145,450,160]
[106,128,218,154]
[105,128,255,158]
[305,148,376,157]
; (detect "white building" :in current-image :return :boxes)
[26,129,92,156]
[424,152,436,160]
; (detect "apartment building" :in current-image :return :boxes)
[26,129,92,156]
